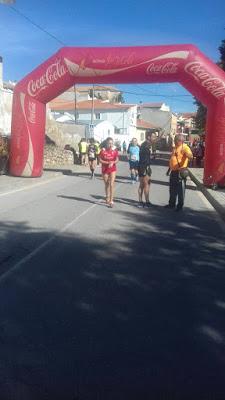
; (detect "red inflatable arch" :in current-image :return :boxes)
[10,45,225,186]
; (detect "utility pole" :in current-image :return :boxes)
[90,84,94,138]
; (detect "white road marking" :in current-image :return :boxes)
[0,181,124,282]
[0,174,64,197]
[0,203,97,282]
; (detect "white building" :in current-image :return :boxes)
[139,102,177,136]
[53,85,122,103]
[177,113,196,133]
[49,99,138,146]
[0,57,14,136]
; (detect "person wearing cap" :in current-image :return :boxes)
[165,134,193,211]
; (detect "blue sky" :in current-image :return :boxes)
[0,0,225,112]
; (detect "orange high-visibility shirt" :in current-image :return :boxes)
[169,144,193,171]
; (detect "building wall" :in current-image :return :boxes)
[0,88,13,136]
[63,105,138,140]
[171,113,177,135]
[93,121,115,142]
[56,87,121,103]
[135,128,146,144]
[140,109,174,135]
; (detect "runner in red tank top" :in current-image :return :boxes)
[99,137,119,208]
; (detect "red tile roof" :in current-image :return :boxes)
[136,119,157,129]
[49,99,134,111]
[180,112,196,118]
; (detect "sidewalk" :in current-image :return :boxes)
[0,164,88,196]
[189,167,225,221]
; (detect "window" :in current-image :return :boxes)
[95,113,101,120]
[115,128,127,135]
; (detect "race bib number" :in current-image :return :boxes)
[89,151,95,158]
[131,154,137,161]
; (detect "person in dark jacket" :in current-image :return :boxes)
[137,132,156,207]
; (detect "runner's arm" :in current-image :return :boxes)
[99,158,110,165]
[108,156,119,168]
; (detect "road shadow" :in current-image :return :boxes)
[58,194,107,206]
[0,205,225,399]
[151,178,198,191]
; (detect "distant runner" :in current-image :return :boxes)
[79,138,88,165]
[87,138,97,179]
[127,138,140,184]
[99,137,119,208]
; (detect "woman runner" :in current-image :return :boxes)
[99,137,119,208]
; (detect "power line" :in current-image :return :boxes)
[6,5,195,108]
[9,5,66,46]
[93,85,194,103]
[135,84,192,97]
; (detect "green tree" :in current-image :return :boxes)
[218,39,225,70]
[89,89,94,99]
[97,93,103,100]
[194,98,207,131]
[115,93,125,103]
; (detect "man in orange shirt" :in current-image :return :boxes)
[165,134,193,211]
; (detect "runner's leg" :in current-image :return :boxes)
[103,174,110,203]
[138,177,144,204]
[135,167,139,182]
[130,167,135,183]
[143,176,151,204]
[109,171,116,205]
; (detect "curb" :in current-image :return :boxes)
[188,169,225,222]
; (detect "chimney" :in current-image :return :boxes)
[0,56,3,89]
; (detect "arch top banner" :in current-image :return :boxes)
[10,44,225,185]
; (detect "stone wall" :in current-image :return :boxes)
[46,109,86,152]
[44,144,74,167]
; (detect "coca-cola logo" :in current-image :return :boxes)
[27,59,67,97]
[28,101,36,124]
[185,62,225,99]
[146,62,178,75]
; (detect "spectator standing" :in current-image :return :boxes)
[87,138,97,179]
[165,134,193,211]
[137,132,156,207]
[122,141,127,154]
[78,138,88,165]
[0,136,9,175]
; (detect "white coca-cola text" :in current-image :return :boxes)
[27,59,67,97]
[28,101,36,124]
[185,62,225,99]
[146,62,178,75]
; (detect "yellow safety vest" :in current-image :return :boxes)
[80,142,87,153]
[169,143,193,171]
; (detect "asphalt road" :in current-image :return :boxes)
[0,157,225,400]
